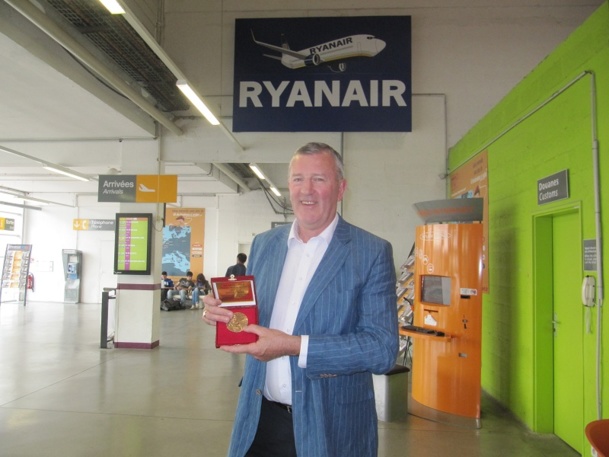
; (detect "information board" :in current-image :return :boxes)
[113,213,152,275]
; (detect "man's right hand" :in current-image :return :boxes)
[201,294,233,326]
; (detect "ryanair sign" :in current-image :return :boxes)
[233,16,411,132]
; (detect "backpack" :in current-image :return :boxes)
[161,298,183,311]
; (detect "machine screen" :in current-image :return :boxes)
[421,275,451,305]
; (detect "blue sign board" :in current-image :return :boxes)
[233,16,412,132]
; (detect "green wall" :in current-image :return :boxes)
[448,0,609,448]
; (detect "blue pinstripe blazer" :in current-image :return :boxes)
[227,216,399,457]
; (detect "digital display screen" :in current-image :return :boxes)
[421,275,451,305]
[113,213,152,275]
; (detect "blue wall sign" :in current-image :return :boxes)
[233,16,412,132]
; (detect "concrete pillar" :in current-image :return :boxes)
[114,139,164,349]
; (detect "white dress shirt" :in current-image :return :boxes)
[263,214,339,405]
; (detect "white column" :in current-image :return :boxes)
[114,139,164,349]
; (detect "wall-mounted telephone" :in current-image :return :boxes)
[581,275,596,307]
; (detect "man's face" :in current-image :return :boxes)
[288,151,346,241]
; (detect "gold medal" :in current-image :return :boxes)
[226,312,248,332]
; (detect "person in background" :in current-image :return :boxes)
[225,253,247,277]
[202,142,398,457]
[160,271,174,302]
[168,271,194,304]
[191,273,211,310]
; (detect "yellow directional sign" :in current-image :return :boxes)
[73,219,89,230]
[0,217,15,231]
[73,219,115,231]
[136,175,178,203]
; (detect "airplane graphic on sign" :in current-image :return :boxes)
[251,31,386,73]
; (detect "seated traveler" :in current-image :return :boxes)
[191,273,211,310]
[168,271,194,304]
[160,271,174,301]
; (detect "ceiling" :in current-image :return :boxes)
[0,0,287,209]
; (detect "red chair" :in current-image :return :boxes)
[585,419,609,457]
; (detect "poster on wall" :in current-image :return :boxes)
[449,151,489,292]
[233,16,411,132]
[162,208,205,279]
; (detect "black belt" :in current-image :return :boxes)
[264,396,292,414]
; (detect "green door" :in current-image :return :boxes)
[552,211,583,453]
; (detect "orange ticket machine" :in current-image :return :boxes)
[403,222,484,428]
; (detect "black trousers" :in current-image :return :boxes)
[245,397,297,457]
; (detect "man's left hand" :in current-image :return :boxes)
[220,325,300,362]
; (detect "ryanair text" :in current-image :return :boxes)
[239,80,407,108]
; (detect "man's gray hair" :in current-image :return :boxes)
[289,142,344,180]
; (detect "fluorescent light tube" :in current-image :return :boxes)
[249,163,281,197]
[21,197,48,206]
[99,0,125,14]
[249,163,266,180]
[0,191,47,206]
[0,201,42,211]
[0,190,20,198]
[176,80,220,125]
[43,166,90,182]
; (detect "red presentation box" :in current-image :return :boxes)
[211,275,258,347]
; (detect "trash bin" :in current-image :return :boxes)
[373,364,410,422]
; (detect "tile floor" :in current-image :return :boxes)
[0,301,581,457]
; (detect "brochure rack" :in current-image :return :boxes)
[396,243,415,366]
[0,244,32,306]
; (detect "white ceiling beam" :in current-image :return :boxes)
[213,163,251,193]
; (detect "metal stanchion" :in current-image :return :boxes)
[100,289,116,349]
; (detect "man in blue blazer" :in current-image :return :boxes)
[203,142,399,456]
